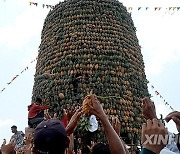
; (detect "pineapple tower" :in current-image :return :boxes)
[32,0,149,150]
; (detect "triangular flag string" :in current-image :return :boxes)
[0,60,176,112]
[149,84,175,111]
[29,2,55,10]
[28,2,180,13]
[0,58,37,94]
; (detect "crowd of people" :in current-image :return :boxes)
[0,95,180,154]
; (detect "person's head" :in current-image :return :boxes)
[92,143,111,154]
[35,98,42,105]
[33,119,68,154]
[11,125,17,133]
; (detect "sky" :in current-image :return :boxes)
[0,0,180,143]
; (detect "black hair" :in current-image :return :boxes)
[36,98,42,103]
[11,125,17,129]
[34,134,67,154]
[92,143,111,154]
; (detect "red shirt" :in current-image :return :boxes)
[28,103,49,119]
[61,116,68,127]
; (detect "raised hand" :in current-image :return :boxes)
[85,94,106,119]
[64,107,76,121]
[141,118,167,153]
[83,94,129,154]
[112,117,121,136]
[87,141,96,152]
[66,107,83,136]
[44,109,52,119]
[53,113,59,119]
[165,111,180,133]
[15,148,24,154]
[1,139,15,154]
[25,134,33,149]
[142,97,157,120]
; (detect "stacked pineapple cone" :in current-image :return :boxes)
[32,0,149,148]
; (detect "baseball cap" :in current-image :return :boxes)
[34,119,68,154]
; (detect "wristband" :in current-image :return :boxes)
[141,148,156,154]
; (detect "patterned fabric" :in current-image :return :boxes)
[10,131,24,149]
[160,148,178,154]
[160,132,180,154]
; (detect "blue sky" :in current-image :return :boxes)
[0,0,180,142]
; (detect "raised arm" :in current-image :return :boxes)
[141,119,167,154]
[165,111,180,151]
[86,95,128,154]
[142,97,157,120]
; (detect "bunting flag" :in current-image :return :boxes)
[29,2,38,6]
[0,59,176,112]
[28,2,180,13]
[149,84,175,111]
[155,91,159,95]
[0,88,6,93]
[0,58,37,94]
[126,6,180,12]
[29,2,55,9]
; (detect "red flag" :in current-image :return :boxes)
[155,91,159,95]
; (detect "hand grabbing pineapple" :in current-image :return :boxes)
[82,92,106,119]
[82,94,93,115]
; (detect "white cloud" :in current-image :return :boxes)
[0,119,16,142]
[21,50,38,65]
[144,48,180,76]
[133,12,180,76]
[0,7,49,49]
[0,0,63,50]
[17,0,27,6]
[0,119,16,127]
